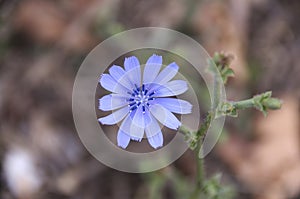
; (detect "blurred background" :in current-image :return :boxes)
[0,0,299,198]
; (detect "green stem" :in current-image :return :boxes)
[218,92,282,117]
[195,144,204,188]
[232,99,254,109]
[179,125,204,190]
[188,143,204,199]
[212,70,222,110]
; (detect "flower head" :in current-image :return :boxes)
[98,54,192,149]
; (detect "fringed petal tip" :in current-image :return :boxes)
[124,56,140,70]
[117,130,130,149]
[117,131,143,149]
[147,132,163,149]
[174,122,181,130]
[97,106,129,125]
[98,118,104,125]
[130,136,142,142]
[99,94,127,111]
[143,54,163,84]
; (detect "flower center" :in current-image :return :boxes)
[128,84,155,113]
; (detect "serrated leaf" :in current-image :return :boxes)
[222,68,235,77]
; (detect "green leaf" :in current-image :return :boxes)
[221,68,235,84]
[209,52,235,85]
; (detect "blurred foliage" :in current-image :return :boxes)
[200,174,235,199]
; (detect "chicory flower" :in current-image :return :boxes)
[98,54,192,149]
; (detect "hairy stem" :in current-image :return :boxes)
[218,92,282,117]
[233,98,255,109]
[196,144,204,189]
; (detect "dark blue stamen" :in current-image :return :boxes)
[131,106,137,111]
[149,91,155,96]
[127,84,154,112]
[134,89,139,94]
[129,102,136,107]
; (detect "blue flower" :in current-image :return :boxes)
[98,54,192,149]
